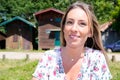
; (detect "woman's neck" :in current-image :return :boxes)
[62,46,85,60]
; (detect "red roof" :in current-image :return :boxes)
[100,20,115,32]
[34,8,64,16]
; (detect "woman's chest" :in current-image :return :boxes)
[54,57,93,80]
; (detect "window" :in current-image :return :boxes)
[55,18,62,23]
[49,31,55,39]
[13,34,18,42]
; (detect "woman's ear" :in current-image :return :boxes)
[88,30,92,38]
[88,33,92,38]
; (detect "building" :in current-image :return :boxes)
[0,16,37,50]
[34,8,64,49]
[0,31,6,49]
[100,20,120,46]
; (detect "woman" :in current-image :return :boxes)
[32,1,112,80]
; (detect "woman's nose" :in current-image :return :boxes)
[71,23,78,32]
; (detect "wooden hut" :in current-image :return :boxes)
[0,31,6,49]
[34,8,64,49]
[0,16,37,50]
[100,20,120,46]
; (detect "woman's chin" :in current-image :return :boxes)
[67,43,80,48]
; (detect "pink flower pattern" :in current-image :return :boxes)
[38,72,43,79]
[32,47,112,80]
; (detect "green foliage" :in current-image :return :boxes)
[94,1,114,23]
[0,0,118,22]
[108,0,120,32]
[0,0,120,31]
[111,0,120,18]
[0,26,6,33]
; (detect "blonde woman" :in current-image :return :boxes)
[32,1,112,80]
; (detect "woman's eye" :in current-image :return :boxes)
[79,22,87,26]
[66,21,73,25]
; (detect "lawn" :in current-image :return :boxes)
[109,61,120,80]
[0,59,38,80]
[0,59,120,80]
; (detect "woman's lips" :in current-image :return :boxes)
[69,35,80,39]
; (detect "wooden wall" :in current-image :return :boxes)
[6,20,33,50]
[37,10,63,49]
[38,24,59,49]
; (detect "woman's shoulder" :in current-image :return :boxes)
[37,47,61,66]
[85,47,108,70]
[85,47,103,54]
[42,47,61,59]
[85,47,104,59]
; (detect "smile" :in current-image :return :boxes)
[69,35,80,39]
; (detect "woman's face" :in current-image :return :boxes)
[64,7,91,48]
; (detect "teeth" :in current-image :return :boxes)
[70,35,74,38]
[70,35,80,38]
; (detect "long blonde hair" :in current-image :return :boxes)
[60,1,108,61]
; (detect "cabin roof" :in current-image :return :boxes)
[34,8,64,16]
[100,20,115,32]
[0,16,35,27]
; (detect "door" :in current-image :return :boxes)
[54,31,60,46]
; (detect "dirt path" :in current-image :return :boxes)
[107,53,120,62]
[0,52,43,60]
[0,52,120,61]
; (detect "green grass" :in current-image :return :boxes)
[0,59,120,80]
[109,61,120,80]
[0,59,38,80]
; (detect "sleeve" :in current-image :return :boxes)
[91,51,112,80]
[32,53,50,80]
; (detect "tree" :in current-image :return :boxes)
[110,0,120,31]
[0,0,120,27]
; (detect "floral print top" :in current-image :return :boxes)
[32,47,112,80]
